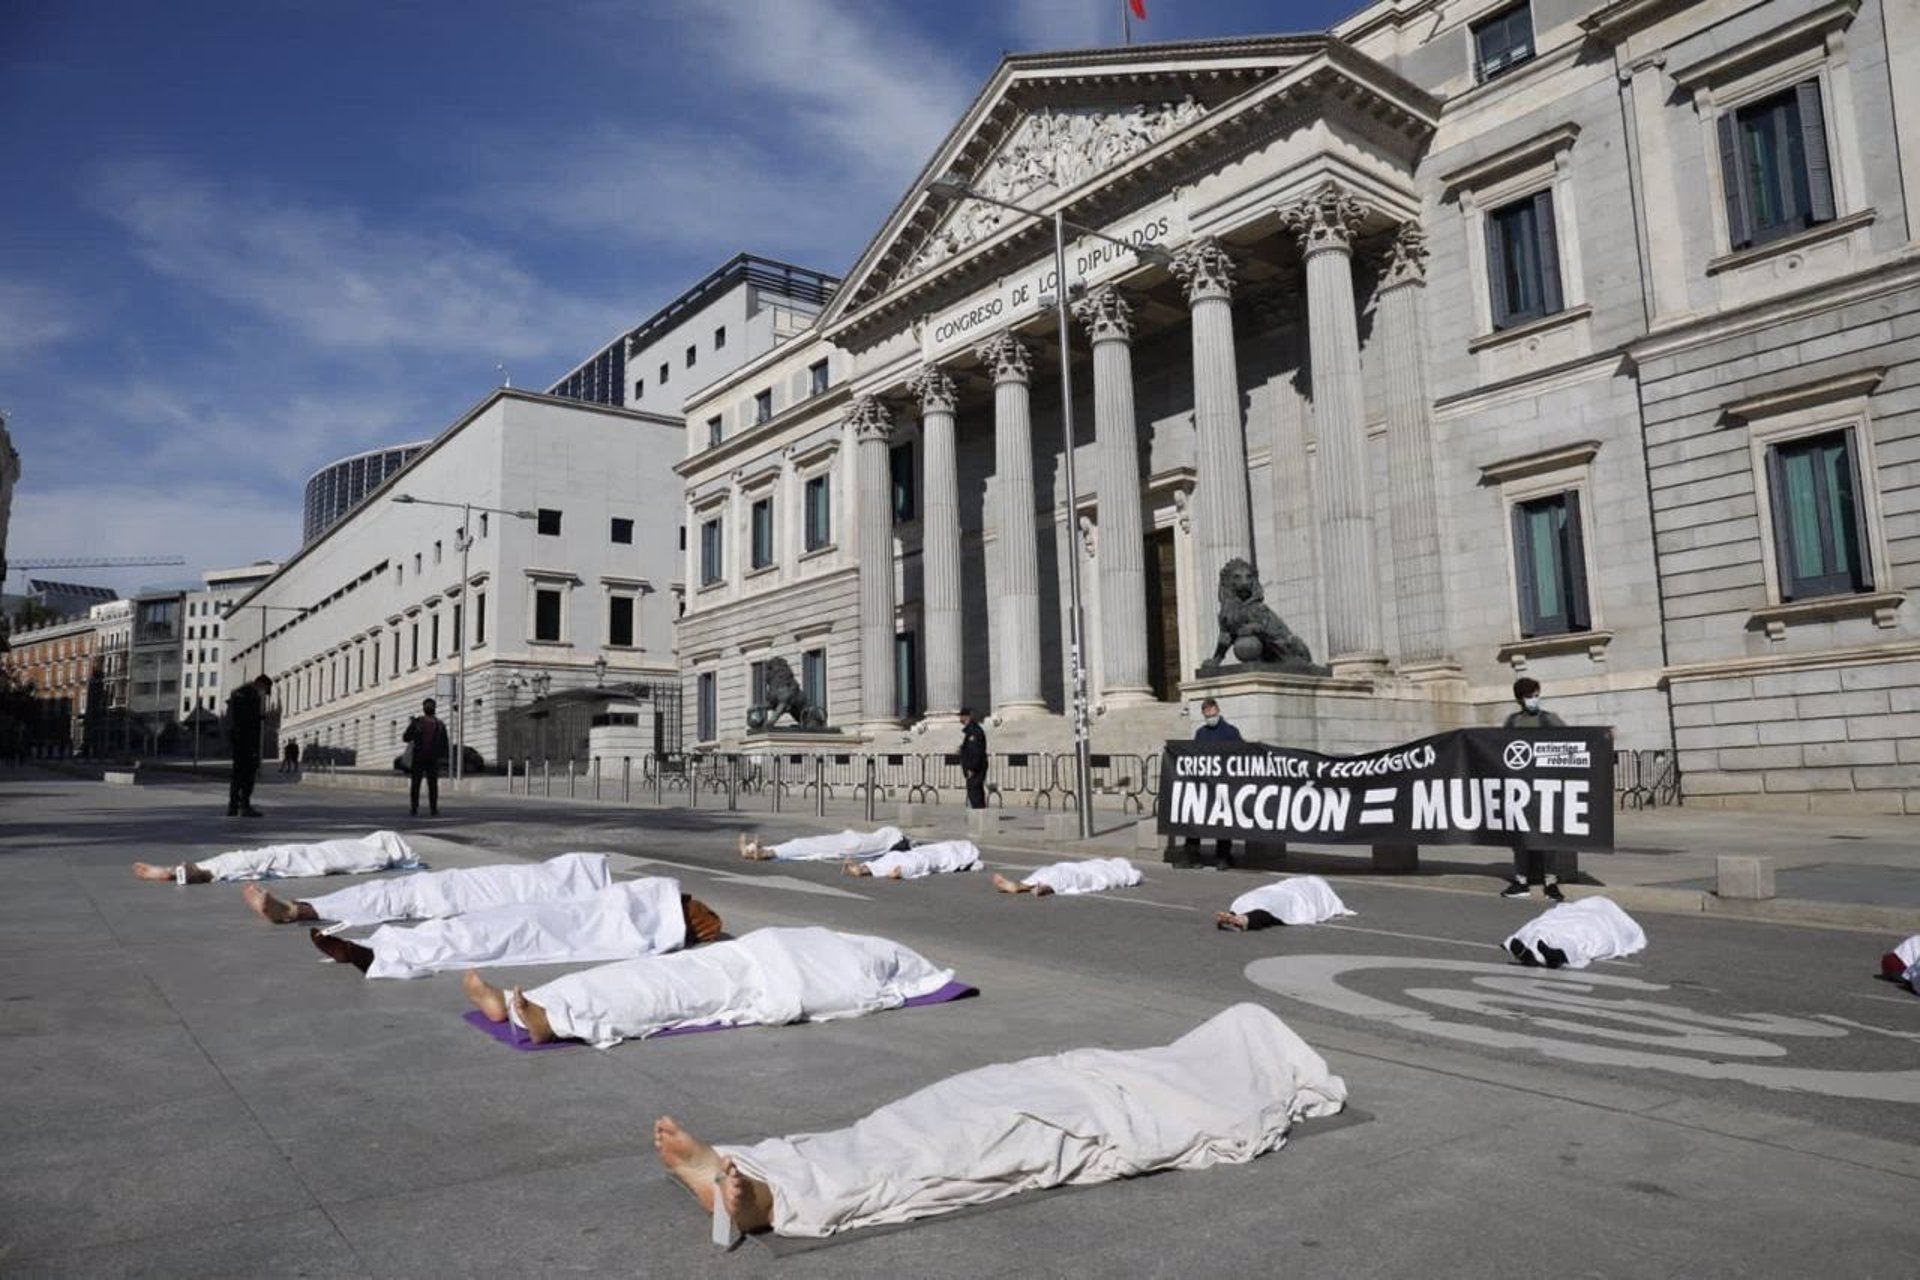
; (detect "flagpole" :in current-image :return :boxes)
[1122,0,1132,44]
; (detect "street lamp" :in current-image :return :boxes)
[392,492,537,780]
[921,173,1175,840]
[594,653,608,687]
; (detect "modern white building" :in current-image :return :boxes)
[179,562,278,750]
[675,0,1920,815]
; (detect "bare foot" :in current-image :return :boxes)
[887,867,904,880]
[463,970,508,1022]
[718,1158,775,1233]
[132,862,176,882]
[742,844,774,861]
[842,861,872,877]
[654,1115,725,1212]
[510,988,555,1043]
[991,872,1024,894]
[1215,911,1248,931]
[242,883,309,923]
[737,833,755,859]
[310,927,374,973]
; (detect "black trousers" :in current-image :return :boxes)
[1184,838,1233,866]
[409,767,439,814]
[964,768,987,810]
[228,754,260,812]
[1511,844,1559,883]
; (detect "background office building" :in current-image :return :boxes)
[676,0,1920,815]
[303,444,428,546]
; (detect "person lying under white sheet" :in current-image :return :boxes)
[992,856,1141,897]
[738,826,910,862]
[132,831,418,885]
[653,1002,1346,1241]
[1505,895,1646,970]
[1215,875,1354,931]
[463,925,953,1047]
[307,877,721,979]
[242,851,611,926]
[841,839,980,880]
[1880,934,1920,992]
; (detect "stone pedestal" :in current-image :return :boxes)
[1178,666,1474,754]
[1716,855,1776,900]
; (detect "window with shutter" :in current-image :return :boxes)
[1486,193,1565,330]
[1511,492,1591,637]
[1717,80,1836,251]
[1767,429,1871,600]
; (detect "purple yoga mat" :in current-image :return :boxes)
[462,980,979,1051]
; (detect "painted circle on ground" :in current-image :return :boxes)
[1245,954,1920,1105]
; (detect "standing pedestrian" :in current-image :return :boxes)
[1184,697,1241,869]
[280,738,300,776]
[403,698,449,817]
[1501,677,1567,900]
[958,707,989,810]
[225,675,271,818]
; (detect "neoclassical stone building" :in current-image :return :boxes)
[677,0,1920,812]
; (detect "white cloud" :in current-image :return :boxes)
[7,482,300,594]
[94,161,619,361]
[0,278,81,364]
[1002,0,1117,52]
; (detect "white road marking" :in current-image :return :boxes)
[1814,1014,1920,1042]
[1246,953,1920,1104]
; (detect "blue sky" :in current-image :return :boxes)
[1,0,1355,595]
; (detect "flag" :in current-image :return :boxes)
[1130,0,1148,17]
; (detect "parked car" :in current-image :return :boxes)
[391,746,486,776]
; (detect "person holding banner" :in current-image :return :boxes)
[1501,678,1567,901]
[1183,699,1240,869]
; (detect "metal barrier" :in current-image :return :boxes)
[1055,751,1154,814]
[989,752,1054,808]
[1615,749,1681,809]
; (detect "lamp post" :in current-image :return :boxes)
[922,173,1174,840]
[392,493,536,780]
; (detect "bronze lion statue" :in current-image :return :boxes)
[745,656,828,730]
[1201,557,1326,674]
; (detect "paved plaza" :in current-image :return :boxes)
[3,768,1919,1276]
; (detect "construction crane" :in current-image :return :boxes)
[6,555,187,581]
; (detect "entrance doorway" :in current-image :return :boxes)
[1144,528,1181,701]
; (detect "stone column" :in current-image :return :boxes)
[910,366,963,718]
[1377,223,1451,666]
[975,333,1045,716]
[1072,285,1154,705]
[849,395,899,732]
[1282,182,1385,672]
[1171,238,1255,625]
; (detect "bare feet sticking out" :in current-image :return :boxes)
[509,988,555,1043]
[1215,911,1249,931]
[842,861,871,877]
[242,883,314,924]
[132,862,175,882]
[718,1158,775,1233]
[654,1115,726,1212]
[463,969,509,1022]
[309,927,374,973]
[991,872,1050,896]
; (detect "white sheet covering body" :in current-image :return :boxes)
[1023,857,1142,896]
[360,877,685,979]
[303,852,610,927]
[865,840,980,880]
[717,1002,1346,1238]
[1891,934,1920,987]
[1506,896,1647,969]
[513,926,954,1047]
[767,827,906,862]
[1228,876,1354,925]
[189,831,418,883]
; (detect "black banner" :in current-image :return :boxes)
[1156,728,1615,850]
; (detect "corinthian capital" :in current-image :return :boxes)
[974,333,1032,384]
[1072,284,1134,342]
[1279,181,1366,256]
[1170,238,1235,302]
[908,365,958,414]
[1382,222,1429,289]
[847,395,894,443]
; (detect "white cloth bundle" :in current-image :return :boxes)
[1023,856,1142,896]
[1890,934,1920,987]
[766,827,906,862]
[717,1002,1347,1238]
[1505,896,1647,969]
[865,839,980,879]
[513,926,954,1048]
[360,877,686,980]
[303,852,611,928]
[188,831,419,883]
[1228,875,1354,925]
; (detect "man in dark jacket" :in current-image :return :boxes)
[1186,698,1241,869]
[1501,677,1567,901]
[958,707,988,810]
[225,674,271,817]
[403,697,449,817]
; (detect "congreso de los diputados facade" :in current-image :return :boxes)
[675,0,1920,813]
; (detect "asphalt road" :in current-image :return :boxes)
[4,775,1917,1277]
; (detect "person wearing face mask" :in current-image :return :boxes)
[1184,698,1242,870]
[1501,677,1567,900]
